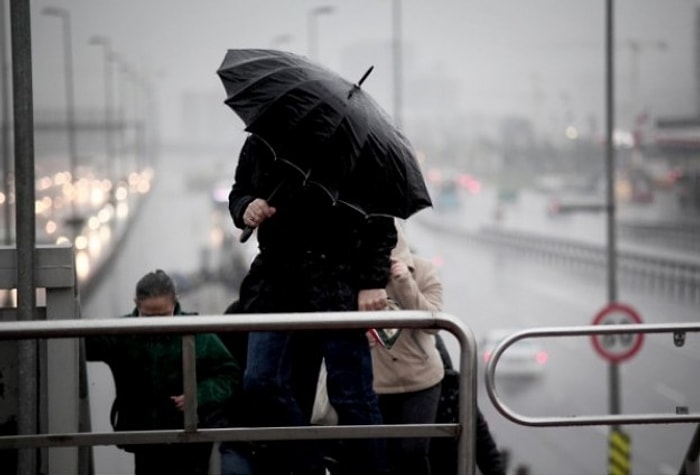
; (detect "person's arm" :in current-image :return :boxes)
[388,257,442,312]
[228,135,259,230]
[355,216,397,310]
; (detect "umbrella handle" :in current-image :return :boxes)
[238,181,284,244]
[240,226,254,243]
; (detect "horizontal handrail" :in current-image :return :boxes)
[0,424,458,449]
[0,310,478,475]
[0,311,458,338]
[485,323,700,427]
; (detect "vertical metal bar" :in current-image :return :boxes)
[0,0,12,246]
[43,8,79,236]
[457,326,477,475]
[605,0,621,426]
[115,58,128,180]
[182,335,198,432]
[90,37,115,181]
[104,49,115,179]
[10,1,37,473]
[605,0,618,305]
[62,11,78,236]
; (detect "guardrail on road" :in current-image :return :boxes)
[476,226,700,303]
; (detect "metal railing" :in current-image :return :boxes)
[419,217,700,304]
[484,323,700,427]
[0,310,478,475]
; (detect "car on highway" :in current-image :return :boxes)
[434,179,461,211]
[546,194,606,217]
[480,328,549,378]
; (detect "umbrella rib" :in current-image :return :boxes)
[307,180,338,203]
[335,199,396,220]
[254,136,310,180]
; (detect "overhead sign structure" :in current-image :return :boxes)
[591,302,644,363]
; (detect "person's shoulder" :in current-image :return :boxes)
[412,255,435,271]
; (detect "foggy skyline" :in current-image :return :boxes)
[19,0,700,146]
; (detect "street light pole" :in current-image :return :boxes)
[112,53,129,182]
[307,5,334,60]
[1,0,12,245]
[89,36,116,183]
[391,0,403,130]
[624,38,667,130]
[42,6,80,237]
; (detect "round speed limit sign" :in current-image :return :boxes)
[591,302,644,363]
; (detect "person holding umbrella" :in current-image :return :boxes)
[228,134,395,475]
[219,49,432,475]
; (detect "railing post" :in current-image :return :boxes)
[182,335,198,432]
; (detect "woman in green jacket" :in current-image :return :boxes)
[86,269,245,475]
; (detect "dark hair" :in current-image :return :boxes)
[135,269,176,302]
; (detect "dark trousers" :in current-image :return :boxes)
[377,383,441,475]
[245,329,389,475]
[132,442,212,475]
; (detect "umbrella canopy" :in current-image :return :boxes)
[217,48,432,220]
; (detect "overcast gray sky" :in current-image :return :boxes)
[26,0,700,145]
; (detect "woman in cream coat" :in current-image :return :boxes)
[371,222,444,475]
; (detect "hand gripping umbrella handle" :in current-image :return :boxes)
[238,181,284,244]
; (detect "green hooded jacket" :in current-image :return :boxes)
[85,303,240,444]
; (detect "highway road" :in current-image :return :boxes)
[79,158,698,474]
[408,189,699,474]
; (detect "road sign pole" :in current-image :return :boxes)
[609,364,620,415]
[605,0,622,441]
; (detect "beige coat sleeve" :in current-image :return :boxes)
[387,256,443,312]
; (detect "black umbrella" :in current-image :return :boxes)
[217,48,432,241]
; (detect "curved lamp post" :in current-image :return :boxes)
[307,5,335,60]
[42,6,81,237]
[88,35,116,182]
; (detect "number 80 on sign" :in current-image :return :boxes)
[591,302,644,363]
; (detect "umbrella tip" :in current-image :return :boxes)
[348,65,374,99]
[357,65,374,87]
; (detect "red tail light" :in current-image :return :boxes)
[535,351,549,365]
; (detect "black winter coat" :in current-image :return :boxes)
[228,134,397,313]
